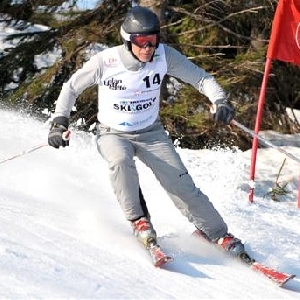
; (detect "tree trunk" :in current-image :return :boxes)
[138,0,167,39]
[138,0,169,102]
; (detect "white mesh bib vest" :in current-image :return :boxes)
[97,44,167,132]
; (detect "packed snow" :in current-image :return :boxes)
[0,106,299,299]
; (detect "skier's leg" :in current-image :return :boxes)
[97,132,144,220]
[136,125,245,255]
[97,129,155,247]
[135,124,228,241]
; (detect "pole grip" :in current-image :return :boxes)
[62,130,71,141]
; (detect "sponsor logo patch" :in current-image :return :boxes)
[113,97,156,112]
[103,77,126,90]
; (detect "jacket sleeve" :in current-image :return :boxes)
[163,44,227,103]
[54,53,103,118]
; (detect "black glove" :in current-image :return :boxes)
[214,99,235,125]
[48,116,70,149]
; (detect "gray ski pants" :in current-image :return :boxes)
[96,119,228,240]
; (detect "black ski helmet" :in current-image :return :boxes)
[121,6,160,50]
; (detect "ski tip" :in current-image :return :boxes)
[277,274,296,287]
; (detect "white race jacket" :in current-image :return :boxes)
[54,43,227,131]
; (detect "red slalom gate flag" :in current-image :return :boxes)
[267,0,300,66]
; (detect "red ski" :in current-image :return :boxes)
[250,261,296,287]
[192,229,295,287]
[148,243,173,267]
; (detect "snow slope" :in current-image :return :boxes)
[0,106,300,299]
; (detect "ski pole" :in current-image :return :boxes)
[231,119,300,164]
[0,130,71,165]
[0,143,48,165]
[209,104,300,163]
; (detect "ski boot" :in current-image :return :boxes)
[216,233,245,257]
[131,217,157,249]
[193,229,245,257]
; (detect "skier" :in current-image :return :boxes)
[48,6,244,256]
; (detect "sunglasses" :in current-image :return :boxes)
[130,34,159,48]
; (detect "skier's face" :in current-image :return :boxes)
[131,43,156,62]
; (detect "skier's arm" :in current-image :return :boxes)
[163,44,226,104]
[48,54,103,148]
[163,44,234,124]
[54,54,103,118]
